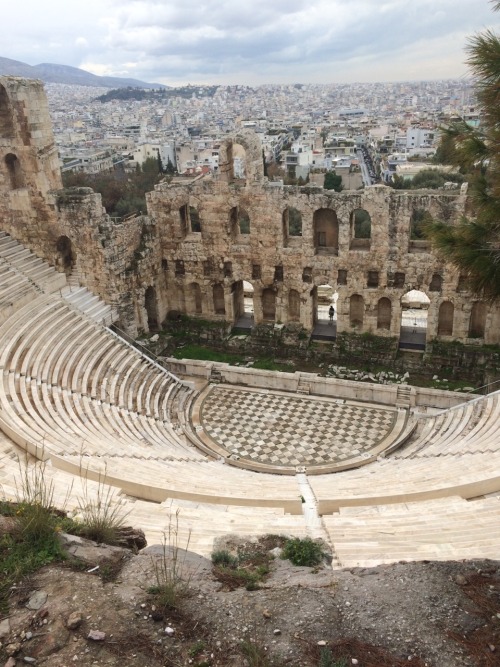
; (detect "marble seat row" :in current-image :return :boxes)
[324,496,500,567]
[0,295,187,424]
[0,432,306,556]
[50,453,304,514]
[393,392,500,459]
[311,448,500,513]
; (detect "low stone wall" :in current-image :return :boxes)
[166,358,474,409]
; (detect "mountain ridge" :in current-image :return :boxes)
[0,56,167,89]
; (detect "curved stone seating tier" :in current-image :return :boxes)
[0,295,208,464]
[0,430,307,557]
[324,496,500,567]
[394,393,500,459]
[189,384,415,475]
[49,454,303,514]
[124,498,308,556]
[311,450,500,514]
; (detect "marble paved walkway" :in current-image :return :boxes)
[199,385,398,469]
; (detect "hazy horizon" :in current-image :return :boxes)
[2,0,498,87]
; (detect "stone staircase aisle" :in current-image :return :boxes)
[395,384,412,409]
[61,268,119,326]
[296,471,340,568]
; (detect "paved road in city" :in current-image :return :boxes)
[357,149,373,186]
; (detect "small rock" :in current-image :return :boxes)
[25,632,33,640]
[23,658,36,664]
[4,658,16,667]
[6,643,21,656]
[455,574,467,586]
[26,591,47,611]
[352,660,359,665]
[66,612,83,630]
[317,640,327,646]
[0,618,11,639]
[262,609,271,619]
[87,630,106,641]
[150,334,159,342]
[164,627,175,636]
[489,644,496,652]
[273,629,281,635]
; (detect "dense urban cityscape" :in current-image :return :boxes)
[46,78,476,188]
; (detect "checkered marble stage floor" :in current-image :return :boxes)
[199,386,397,468]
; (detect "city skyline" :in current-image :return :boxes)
[2,0,499,87]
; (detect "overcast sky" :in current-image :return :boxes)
[2,0,499,86]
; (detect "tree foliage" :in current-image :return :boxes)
[324,171,343,191]
[62,157,165,217]
[424,1,500,298]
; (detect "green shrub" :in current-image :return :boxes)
[282,537,324,567]
[211,549,238,567]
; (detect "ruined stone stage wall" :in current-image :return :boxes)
[143,176,500,346]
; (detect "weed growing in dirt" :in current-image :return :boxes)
[240,638,286,666]
[318,648,347,667]
[188,640,206,658]
[75,466,128,544]
[211,549,238,567]
[282,537,324,567]
[148,508,192,611]
[211,540,275,591]
[0,457,70,615]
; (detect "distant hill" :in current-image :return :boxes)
[0,57,167,89]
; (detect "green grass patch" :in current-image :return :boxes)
[252,358,295,372]
[172,344,245,364]
[282,537,324,567]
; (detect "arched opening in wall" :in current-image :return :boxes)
[438,301,454,336]
[311,283,337,339]
[469,302,487,338]
[288,289,301,322]
[429,273,443,292]
[313,208,338,255]
[187,282,202,315]
[243,280,255,317]
[409,208,431,253]
[189,206,201,233]
[55,235,76,274]
[350,208,371,250]
[5,153,24,189]
[377,297,392,330]
[238,208,250,235]
[213,284,225,315]
[145,286,159,332]
[232,280,254,330]
[349,294,364,329]
[179,205,189,236]
[283,207,302,246]
[232,143,247,181]
[262,288,276,322]
[0,85,14,138]
[399,289,430,350]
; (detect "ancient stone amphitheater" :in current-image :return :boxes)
[0,76,500,567]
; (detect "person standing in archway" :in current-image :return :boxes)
[329,305,335,323]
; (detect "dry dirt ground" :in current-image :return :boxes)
[1,532,500,667]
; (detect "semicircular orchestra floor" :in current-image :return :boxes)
[190,384,406,474]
